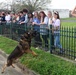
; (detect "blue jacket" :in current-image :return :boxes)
[19,16,25,22]
[33,17,40,32]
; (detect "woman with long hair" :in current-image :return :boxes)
[39,11,49,50]
[52,11,63,54]
[32,11,42,48]
[28,13,33,25]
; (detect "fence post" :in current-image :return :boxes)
[0,24,2,35]
[24,23,27,31]
[10,23,12,39]
[74,27,76,59]
[49,25,54,53]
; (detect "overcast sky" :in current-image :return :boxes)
[0,0,76,10]
[51,0,76,10]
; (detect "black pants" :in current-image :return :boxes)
[17,24,25,36]
[49,34,55,50]
[34,32,42,47]
[42,35,48,48]
[12,23,18,34]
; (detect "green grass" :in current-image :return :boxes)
[62,22,76,27]
[60,22,76,52]
[61,17,76,20]
[61,22,76,52]
[61,17,76,27]
[0,36,76,75]
[0,36,18,54]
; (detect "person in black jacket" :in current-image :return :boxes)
[1,13,6,34]
[1,13,6,23]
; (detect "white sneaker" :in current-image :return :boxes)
[36,47,39,49]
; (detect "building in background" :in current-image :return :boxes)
[53,9,69,18]
[44,9,70,18]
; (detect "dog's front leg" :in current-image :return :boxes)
[12,64,15,68]
[1,64,7,73]
[25,49,37,56]
[31,50,38,56]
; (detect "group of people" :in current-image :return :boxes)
[0,12,11,24]
[0,5,76,54]
[0,9,63,54]
[31,11,62,53]
[0,9,28,25]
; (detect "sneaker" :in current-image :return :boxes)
[58,50,64,55]
[60,48,64,54]
[45,48,49,51]
[36,47,39,49]
[49,50,53,53]
[58,52,63,55]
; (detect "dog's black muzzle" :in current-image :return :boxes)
[32,30,38,37]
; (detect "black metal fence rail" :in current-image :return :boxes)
[0,23,76,60]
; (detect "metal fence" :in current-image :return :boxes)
[0,23,76,60]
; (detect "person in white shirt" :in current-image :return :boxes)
[47,11,54,53]
[52,11,63,54]
[47,11,52,28]
[5,12,11,25]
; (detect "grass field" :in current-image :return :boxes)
[60,22,76,59]
[62,22,76,27]
[60,17,76,27]
[61,17,76,20]
[0,36,76,75]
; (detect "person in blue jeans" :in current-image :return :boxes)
[52,11,63,54]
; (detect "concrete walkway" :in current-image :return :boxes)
[0,54,26,75]
[0,50,39,75]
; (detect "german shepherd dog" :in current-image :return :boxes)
[1,30,38,73]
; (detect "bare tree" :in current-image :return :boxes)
[12,0,51,13]
[0,2,11,11]
[0,2,6,9]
